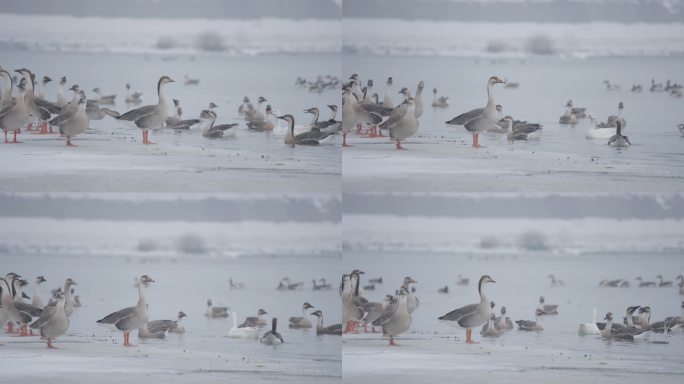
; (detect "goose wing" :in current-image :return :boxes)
[35,98,62,114]
[379,104,408,130]
[371,301,398,326]
[439,303,478,323]
[97,306,135,324]
[49,109,75,127]
[359,103,393,117]
[30,305,57,329]
[14,301,43,317]
[117,105,156,122]
[146,319,175,334]
[446,107,483,125]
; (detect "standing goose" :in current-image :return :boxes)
[49,97,88,146]
[341,86,357,147]
[260,318,284,345]
[0,76,29,144]
[361,295,392,333]
[438,275,496,343]
[30,292,69,348]
[379,98,419,150]
[10,277,43,336]
[116,76,174,145]
[96,275,154,347]
[199,110,237,138]
[383,77,394,108]
[310,310,342,335]
[16,69,62,134]
[289,302,315,328]
[446,76,506,148]
[401,276,419,314]
[205,299,229,318]
[228,312,260,339]
[413,81,424,119]
[1,278,35,336]
[32,275,47,309]
[372,290,411,346]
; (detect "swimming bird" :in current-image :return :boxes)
[380,98,419,150]
[446,76,506,148]
[504,116,530,142]
[657,275,672,287]
[199,110,236,138]
[183,75,199,86]
[138,315,176,339]
[373,290,411,346]
[260,318,284,345]
[116,76,174,145]
[229,278,245,290]
[496,306,514,329]
[559,101,577,125]
[480,313,502,337]
[310,310,342,335]
[238,96,252,115]
[228,312,260,339]
[29,292,69,348]
[548,274,565,287]
[289,302,315,328]
[516,315,544,331]
[32,275,47,309]
[166,99,200,130]
[678,275,684,295]
[241,309,268,327]
[578,308,601,336]
[313,278,332,291]
[586,113,616,139]
[635,306,652,328]
[537,296,559,315]
[608,120,631,148]
[96,275,154,347]
[439,275,496,343]
[280,114,333,147]
[205,299,229,318]
[92,87,116,105]
[457,275,470,286]
[601,102,626,129]
[125,83,143,105]
[431,88,449,108]
[601,312,646,341]
[635,277,655,287]
[49,97,88,146]
[168,311,187,333]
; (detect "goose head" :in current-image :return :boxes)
[327,105,337,112]
[488,76,506,86]
[490,301,496,310]
[501,306,507,315]
[310,310,323,317]
[60,76,67,85]
[157,76,175,94]
[242,96,249,103]
[208,102,218,109]
[257,96,267,103]
[386,76,393,86]
[42,76,52,84]
[139,275,155,286]
[178,311,187,319]
[539,296,545,304]
[36,275,47,284]
[302,302,314,310]
[417,80,425,91]
[172,99,180,107]
[276,114,295,133]
[304,107,319,115]
[618,101,624,110]
[367,79,373,88]
[604,312,614,321]
[626,305,640,315]
[258,309,268,316]
[403,276,417,285]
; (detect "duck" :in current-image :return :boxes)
[116,76,174,145]
[228,312,260,339]
[537,296,559,315]
[608,120,630,147]
[446,76,506,148]
[289,302,315,328]
[431,88,449,108]
[438,275,496,343]
[97,275,154,347]
[480,313,502,337]
[260,318,284,345]
[372,289,411,346]
[29,292,69,348]
[578,308,601,336]
[205,299,229,318]
[310,310,342,335]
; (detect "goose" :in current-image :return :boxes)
[247,104,276,132]
[354,87,393,137]
[138,314,175,339]
[305,106,341,131]
[635,306,651,328]
[183,75,199,86]
[597,305,636,331]
[0,76,29,143]
[568,100,587,119]
[504,116,529,142]
[635,277,655,287]
[168,311,187,333]
[205,299,229,318]
[516,315,543,331]
[314,278,332,291]
[548,274,565,287]
[602,102,626,129]
[228,311,260,339]
[456,275,470,286]
[601,312,646,341]
[61,278,78,318]
[9,277,43,336]
[650,79,664,92]
[86,104,119,121]
[199,110,237,138]
[280,114,333,147]
[438,286,449,294]
[586,113,616,139]
[1,277,41,336]
[238,96,252,115]
[496,306,514,330]
[97,275,154,347]
[537,296,559,315]
[310,310,342,335]
[359,295,386,333]
[657,275,673,287]
[342,272,371,333]
[245,96,267,124]
[383,77,394,108]
[240,308,268,327]
[289,302,315,328]
[277,277,304,291]
[559,101,577,125]
[260,318,284,345]
[32,275,47,309]
[431,88,449,108]
[29,292,69,348]
[401,276,419,314]
[480,313,502,337]
[413,81,424,118]
[116,76,174,145]
[37,76,52,99]
[229,278,245,290]
[578,308,601,336]
[55,76,68,107]
[446,76,506,148]
[125,83,143,105]
[341,85,357,147]
[678,275,684,295]
[373,290,411,346]
[369,277,383,284]
[92,87,116,105]
[364,284,375,291]
[165,99,200,129]
[631,84,643,92]
[379,98,419,150]
[602,80,620,91]
[49,97,88,146]
[439,275,496,343]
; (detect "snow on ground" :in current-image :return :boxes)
[343,19,684,58]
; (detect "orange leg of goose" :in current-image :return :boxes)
[123,331,135,347]
[465,328,478,344]
[366,126,378,138]
[363,322,369,333]
[17,325,29,337]
[47,338,58,349]
[472,132,484,149]
[25,122,33,131]
[142,130,156,145]
[355,123,362,134]
[66,137,77,147]
[9,130,23,144]
[343,321,354,334]
[395,140,407,150]
[6,322,14,333]
[388,335,399,346]
[342,133,352,147]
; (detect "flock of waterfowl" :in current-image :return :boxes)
[0,66,341,147]
[0,272,340,349]
[342,271,684,346]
